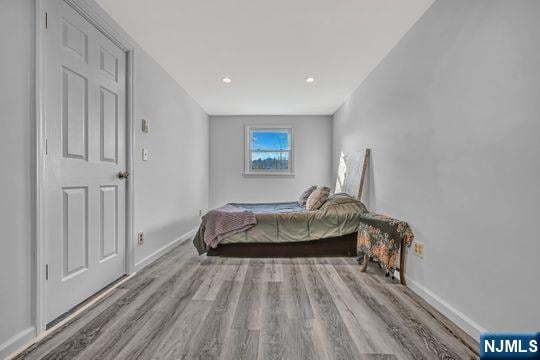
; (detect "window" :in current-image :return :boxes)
[244,126,294,176]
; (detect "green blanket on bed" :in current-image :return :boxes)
[193,193,367,254]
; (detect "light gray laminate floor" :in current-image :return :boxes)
[15,240,479,359]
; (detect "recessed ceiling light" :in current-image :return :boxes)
[305,77,315,83]
[222,77,232,83]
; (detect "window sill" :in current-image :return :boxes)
[243,172,296,178]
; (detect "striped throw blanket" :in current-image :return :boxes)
[201,204,257,248]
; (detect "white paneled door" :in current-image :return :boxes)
[45,0,127,323]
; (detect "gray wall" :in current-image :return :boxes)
[210,116,332,208]
[0,0,35,352]
[333,0,540,338]
[133,48,209,266]
[0,0,208,355]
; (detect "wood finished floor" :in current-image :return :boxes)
[15,241,479,360]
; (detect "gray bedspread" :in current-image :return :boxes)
[193,193,367,254]
[229,202,306,214]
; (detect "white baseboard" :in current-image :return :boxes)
[134,227,197,272]
[407,278,485,341]
[1,326,35,360]
[3,229,197,359]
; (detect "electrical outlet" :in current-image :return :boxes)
[199,209,203,217]
[413,241,424,258]
[137,232,144,246]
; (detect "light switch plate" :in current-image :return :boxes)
[142,148,149,161]
[142,119,150,132]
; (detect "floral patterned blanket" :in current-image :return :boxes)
[357,212,414,273]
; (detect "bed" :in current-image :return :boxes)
[192,193,368,257]
[192,148,412,286]
[192,149,372,257]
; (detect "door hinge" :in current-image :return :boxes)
[45,12,48,29]
[45,139,48,155]
[45,264,49,280]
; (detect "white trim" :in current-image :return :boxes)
[63,0,135,51]
[244,124,295,177]
[10,226,195,359]
[125,49,136,275]
[0,327,36,360]
[5,273,135,360]
[34,0,136,336]
[134,228,198,272]
[242,173,296,178]
[407,278,486,342]
[34,0,47,335]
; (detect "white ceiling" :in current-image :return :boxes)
[96,0,434,115]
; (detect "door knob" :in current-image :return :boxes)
[118,170,129,179]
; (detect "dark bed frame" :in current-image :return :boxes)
[207,232,357,258]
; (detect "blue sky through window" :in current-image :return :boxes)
[251,131,290,151]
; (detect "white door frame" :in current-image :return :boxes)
[34,0,136,334]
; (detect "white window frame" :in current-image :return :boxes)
[244,125,295,177]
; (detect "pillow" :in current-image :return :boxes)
[320,193,368,213]
[298,185,317,206]
[306,186,331,211]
